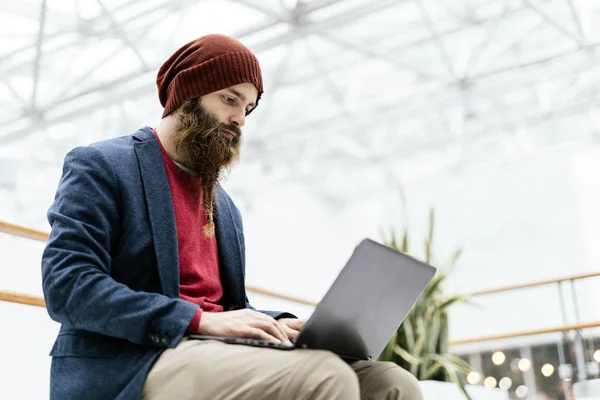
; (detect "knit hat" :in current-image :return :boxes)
[157,34,263,118]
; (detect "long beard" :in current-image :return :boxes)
[171,99,242,237]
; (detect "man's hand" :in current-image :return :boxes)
[278,318,307,341]
[197,309,291,344]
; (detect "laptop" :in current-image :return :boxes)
[190,238,437,361]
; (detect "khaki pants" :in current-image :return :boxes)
[143,338,422,400]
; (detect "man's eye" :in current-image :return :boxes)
[223,95,235,104]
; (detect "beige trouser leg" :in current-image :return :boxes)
[143,338,422,400]
[351,360,423,400]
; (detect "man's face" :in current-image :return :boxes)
[200,82,258,133]
[171,83,258,180]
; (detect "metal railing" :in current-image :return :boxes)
[2,219,600,347]
[0,220,317,307]
[4,219,599,399]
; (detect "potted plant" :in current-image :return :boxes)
[378,206,474,399]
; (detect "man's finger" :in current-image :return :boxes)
[254,320,289,344]
[245,327,281,344]
[273,320,292,344]
[280,323,299,340]
[281,318,306,330]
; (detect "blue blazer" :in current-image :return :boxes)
[41,126,292,400]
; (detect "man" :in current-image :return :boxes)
[41,33,422,400]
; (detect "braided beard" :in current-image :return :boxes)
[171,99,242,237]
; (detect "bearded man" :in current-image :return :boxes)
[41,34,422,400]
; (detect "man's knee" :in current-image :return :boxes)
[292,351,360,400]
[360,361,422,400]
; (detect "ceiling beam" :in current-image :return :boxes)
[252,94,600,190]
[318,32,443,81]
[246,41,600,159]
[249,0,402,52]
[0,0,184,77]
[95,0,148,68]
[0,0,74,26]
[523,0,584,48]
[277,3,533,89]
[0,0,405,142]
[30,0,48,110]
[414,0,459,82]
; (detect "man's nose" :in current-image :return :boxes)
[229,110,246,128]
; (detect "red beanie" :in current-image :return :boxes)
[156,34,263,118]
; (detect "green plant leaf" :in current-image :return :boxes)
[393,344,422,365]
[422,360,444,380]
[438,296,470,312]
[379,202,475,393]
[421,273,447,301]
[447,367,474,400]
[424,208,434,264]
[438,312,449,355]
[402,315,416,351]
[444,354,473,373]
[388,230,397,250]
[426,311,441,355]
[401,228,409,253]
[444,248,463,273]
[427,208,435,247]
[425,238,432,265]
[413,316,426,354]
[429,354,472,374]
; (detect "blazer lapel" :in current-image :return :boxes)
[133,128,180,298]
[214,188,246,308]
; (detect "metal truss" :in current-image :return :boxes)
[1,0,600,219]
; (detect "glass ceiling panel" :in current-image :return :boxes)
[0,0,600,226]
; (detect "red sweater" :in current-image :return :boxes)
[154,130,224,334]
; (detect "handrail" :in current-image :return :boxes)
[0,289,316,309]
[0,220,317,306]
[0,220,50,242]
[0,290,46,308]
[469,271,600,297]
[5,221,600,350]
[3,288,599,347]
[449,320,600,345]
[2,220,600,306]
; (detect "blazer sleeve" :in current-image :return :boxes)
[247,299,297,320]
[41,146,198,349]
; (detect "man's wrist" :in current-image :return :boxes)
[186,308,203,334]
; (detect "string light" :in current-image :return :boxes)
[492,351,506,366]
[499,377,512,391]
[541,363,554,377]
[484,376,497,389]
[594,350,600,363]
[518,358,532,372]
[516,385,528,398]
[467,372,481,385]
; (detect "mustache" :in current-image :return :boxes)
[219,123,241,138]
